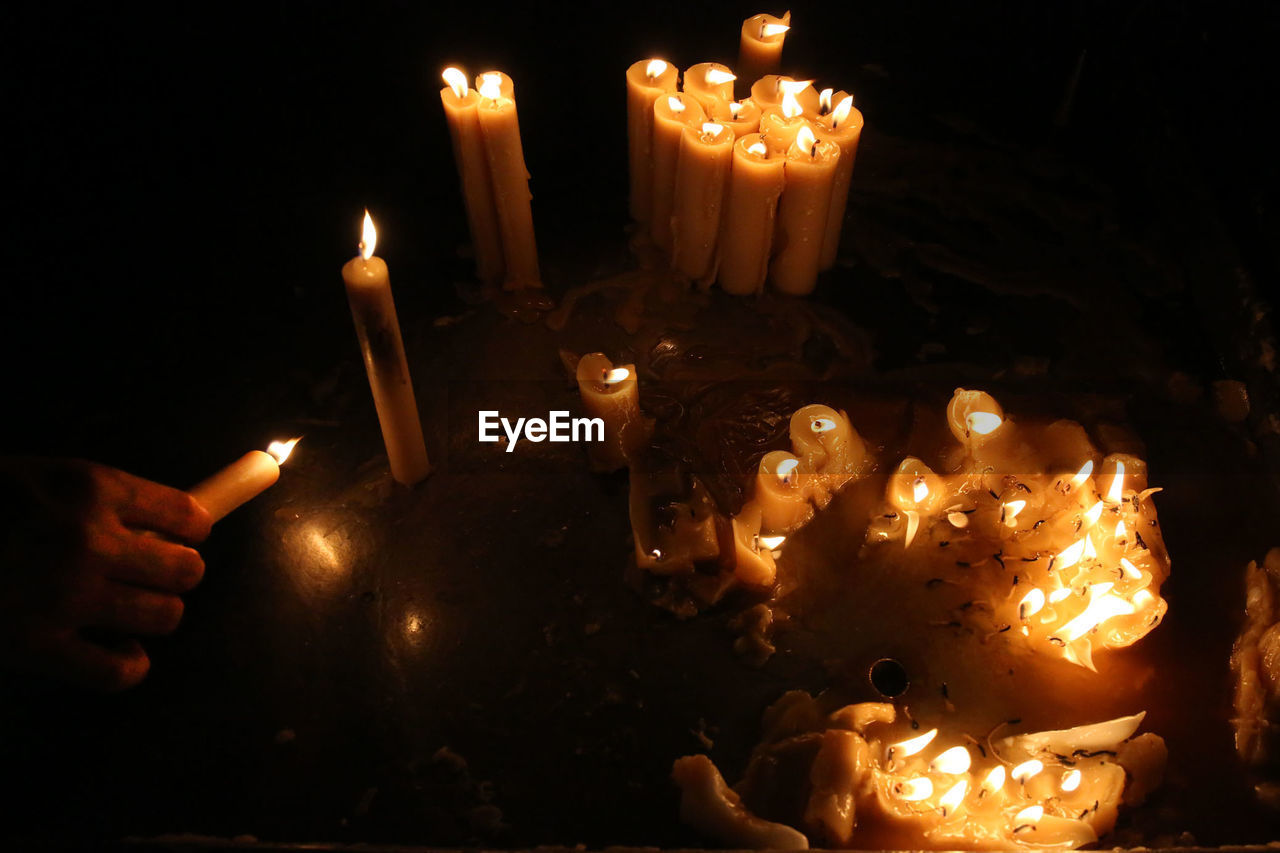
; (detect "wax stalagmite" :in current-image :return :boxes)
[771,126,840,295]
[651,93,706,255]
[625,59,679,226]
[475,71,541,290]
[189,439,297,522]
[576,353,650,472]
[682,62,737,111]
[439,68,504,286]
[737,11,791,97]
[342,212,431,485]
[717,134,785,296]
[672,121,735,285]
[814,93,864,270]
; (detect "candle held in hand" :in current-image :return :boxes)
[189,439,298,522]
[342,211,431,485]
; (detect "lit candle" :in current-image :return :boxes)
[770,126,840,295]
[439,67,504,286]
[945,387,1006,450]
[342,211,432,485]
[752,450,814,532]
[189,439,298,522]
[789,404,868,508]
[730,502,782,586]
[759,88,811,153]
[576,353,649,471]
[672,121,735,285]
[708,97,763,139]
[737,11,791,96]
[717,134,785,296]
[475,71,541,290]
[625,59,679,225]
[751,75,819,114]
[814,93,864,270]
[682,62,737,111]
[650,93,706,255]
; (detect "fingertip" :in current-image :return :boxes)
[177,548,206,592]
[104,641,151,692]
[182,493,214,543]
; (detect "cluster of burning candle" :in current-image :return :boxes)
[869,389,1170,671]
[626,13,864,295]
[439,67,540,291]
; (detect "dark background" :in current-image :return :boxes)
[5,0,1277,482]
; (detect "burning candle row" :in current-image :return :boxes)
[627,53,864,296]
[439,67,541,291]
[870,388,1171,671]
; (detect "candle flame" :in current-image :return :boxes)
[897,777,934,801]
[781,89,804,119]
[904,509,920,548]
[747,140,768,156]
[603,367,631,384]
[793,124,818,157]
[1134,589,1154,607]
[1015,805,1045,824]
[1011,759,1043,783]
[1061,769,1083,792]
[759,534,787,549]
[819,87,834,114]
[939,779,968,814]
[811,416,837,433]
[1049,587,1073,603]
[667,95,686,113]
[890,727,937,758]
[645,59,668,79]
[1083,500,1104,529]
[931,746,972,775]
[1082,534,1097,560]
[1070,460,1094,489]
[267,438,300,465]
[1054,583,1136,644]
[359,209,377,260]
[1057,538,1088,570]
[760,21,790,38]
[1107,461,1126,503]
[778,78,813,97]
[947,510,970,528]
[1004,499,1026,526]
[442,67,468,98]
[1120,557,1142,579]
[1019,587,1046,620]
[967,411,1003,436]
[1115,520,1127,540]
[705,67,737,86]
[775,456,800,484]
[832,94,854,129]
[478,72,503,100]
[701,121,725,139]
[912,476,930,503]
[729,101,744,119]
[982,765,1007,792]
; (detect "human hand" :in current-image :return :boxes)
[0,457,212,691]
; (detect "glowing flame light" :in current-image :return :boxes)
[667,95,686,113]
[706,68,737,86]
[890,728,938,758]
[898,777,934,801]
[967,411,1003,435]
[831,94,854,129]
[1011,759,1043,783]
[1107,461,1126,503]
[760,20,790,37]
[931,746,972,774]
[1019,587,1046,620]
[359,210,377,260]
[267,438,300,465]
[1120,557,1142,579]
[729,101,744,119]
[701,122,725,138]
[982,765,1007,793]
[1004,499,1026,526]
[947,511,970,528]
[759,534,787,550]
[1061,769,1083,792]
[776,457,801,484]
[1049,587,1074,603]
[1054,583,1136,643]
[1083,501,1104,529]
[781,89,804,119]
[939,779,968,814]
[603,367,630,384]
[811,417,837,433]
[819,87,834,113]
[1134,589,1154,608]
[912,476,930,503]
[904,510,920,548]
[1057,538,1088,570]
[478,72,503,100]
[442,67,468,98]
[645,59,668,79]
[1070,460,1094,489]
[747,140,768,157]
[1015,805,1045,824]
